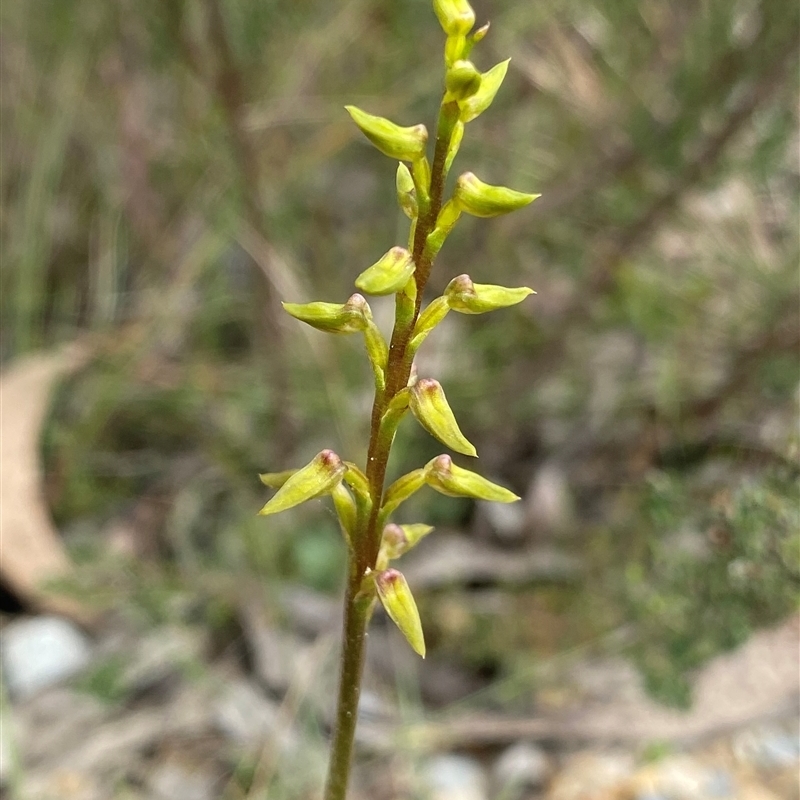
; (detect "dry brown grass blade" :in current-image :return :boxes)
[0,341,92,620]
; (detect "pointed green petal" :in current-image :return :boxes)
[460,59,510,123]
[345,106,428,162]
[258,470,296,489]
[454,172,540,218]
[424,454,519,502]
[410,378,477,457]
[399,523,435,548]
[375,569,426,657]
[356,247,416,296]
[282,293,370,333]
[381,469,426,517]
[258,450,346,516]
[444,274,534,314]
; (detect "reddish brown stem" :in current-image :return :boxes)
[323,97,458,800]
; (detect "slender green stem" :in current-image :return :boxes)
[322,95,457,800]
[323,565,370,800]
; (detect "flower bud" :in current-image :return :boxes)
[282,293,370,333]
[355,246,416,296]
[380,523,435,563]
[258,450,346,516]
[470,21,490,45]
[460,59,510,123]
[444,274,534,314]
[454,171,540,218]
[379,524,407,566]
[381,468,426,517]
[424,454,519,503]
[345,106,428,162]
[410,378,477,457]
[433,0,475,36]
[445,60,482,101]
[396,163,418,219]
[375,569,426,657]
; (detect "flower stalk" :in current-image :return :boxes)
[257,3,538,797]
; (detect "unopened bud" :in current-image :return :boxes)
[445,60,482,101]
[356,246,416,296]
[380,523,435,564]
[433,0,475,36]
[282,293,370,333]
[375,569,426,657]
[424,454,519,503]
[454,171,539,218]
[345,106,428,162]
[444,274,534,314]
[470,21,490,45]
[410,378,477,457]
[380,524,409,563]
[460,59,510,123]
[396,163,418,219]
[258,450,346,516]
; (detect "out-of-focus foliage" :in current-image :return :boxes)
[625,466,799,706]
[2,0,798,705]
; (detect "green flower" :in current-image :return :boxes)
[258,450,346,516]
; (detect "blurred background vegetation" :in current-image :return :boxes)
[1,0,798,732]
